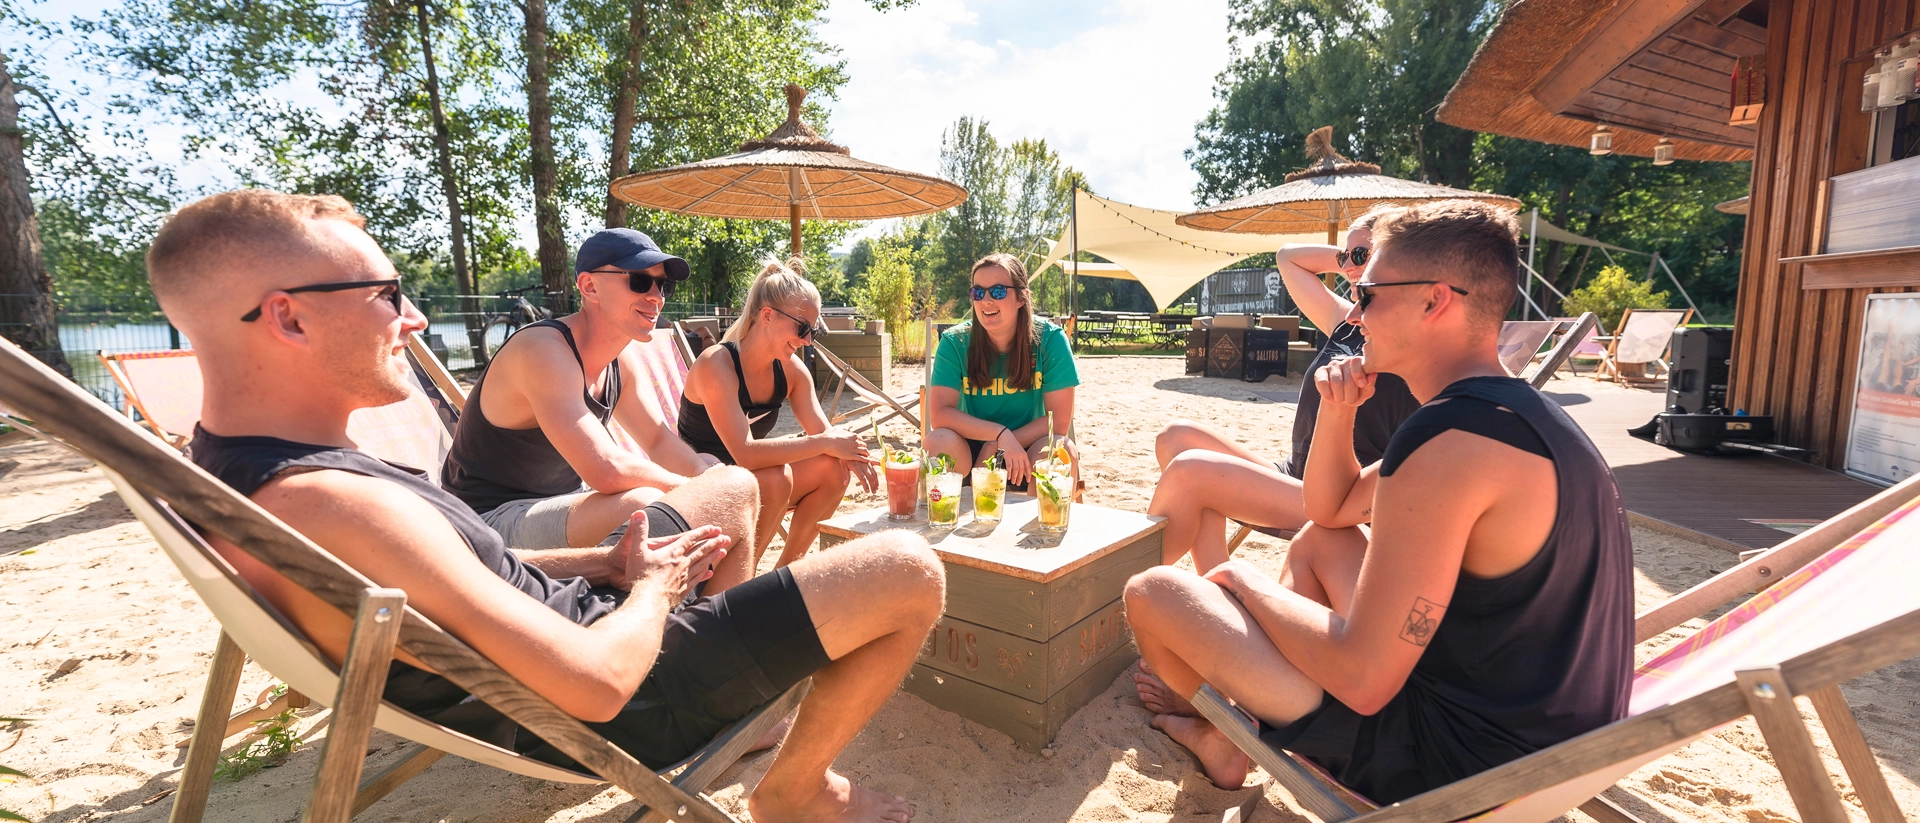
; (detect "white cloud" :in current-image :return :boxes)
[817,0,1231,248]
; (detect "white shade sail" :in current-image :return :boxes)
[1035,191,1322,311]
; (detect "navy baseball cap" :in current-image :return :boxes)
[574,228,690,282]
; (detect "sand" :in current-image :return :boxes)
[3,357,1918,823]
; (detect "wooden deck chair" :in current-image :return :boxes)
[814,343,920,431]
[1553,317,1609,376]
[1495,321,1559,378]
[98,349,204,448]
[0,336,806,823]
[1517,314,1598,389]
[1598,309,1693,386]
[1191,471,1920,823]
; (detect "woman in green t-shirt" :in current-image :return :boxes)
[927,253,1080,488]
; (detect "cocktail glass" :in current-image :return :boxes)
[884,456,922,521]
[1036,470,1073,532]
[971,466,1006,523]
[927,471,963,527]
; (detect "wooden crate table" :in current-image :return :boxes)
[818,495,1164,750]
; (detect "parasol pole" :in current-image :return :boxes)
[789,203,802,258]
[1069,185,1079,343]
[1526,210,1540,320]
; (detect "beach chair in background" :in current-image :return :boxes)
[98,350,203,448]
[814,343,921,431]
[1554,316,1609,376]
[0,337,806,823]
[1191,471,1920,823]
[1515,313,1599,388]
[1597,309,1693,386]
[1495,321,1559,378]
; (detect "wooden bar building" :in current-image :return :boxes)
[1440,0,1920,473]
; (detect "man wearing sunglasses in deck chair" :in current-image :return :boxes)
[1125,200,1633,804]
[439,227,763,593]
[163,191,943,822]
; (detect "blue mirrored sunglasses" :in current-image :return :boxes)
[970,284,1011,301]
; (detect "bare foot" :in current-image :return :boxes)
[1133,671,1197,717]
[749,769,913,823]
[748,711,796,754]
[1151,714,1251,790]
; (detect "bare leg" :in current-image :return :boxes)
[1124,566,1324,789]
[923,427,974,475]
[750,531,945,823]
[750,464,796,568]
[776,455,851,567]
[569,466,760,592]
[1277,522,1367,612]
[1154,419,1270,471]
[1148,451,1306,570]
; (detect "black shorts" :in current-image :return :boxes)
[1258,684,1538,805]
[411,566,830,771]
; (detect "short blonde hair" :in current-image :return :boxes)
[723,256,821,344]
[147,189,365,311]
[1369,200,1520,329]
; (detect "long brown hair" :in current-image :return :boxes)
[966,253,1039,392]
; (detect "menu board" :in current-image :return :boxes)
[1845,294,1920,486]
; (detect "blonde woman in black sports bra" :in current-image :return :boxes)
[678,259,878,568]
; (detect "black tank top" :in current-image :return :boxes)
[676,341,785,465]
[1384,376,1634,782]
[187,425,617,716]
[1286,322,1421,478]
[442,320,621,513]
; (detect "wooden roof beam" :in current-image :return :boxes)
[1532,0,1715,115]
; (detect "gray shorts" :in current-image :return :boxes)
[480,492,687,549]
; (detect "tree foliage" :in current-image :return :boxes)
[1189,0,1749,318]
[1561,265,1671,333]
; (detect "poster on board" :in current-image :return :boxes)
[1845,294,1920,486]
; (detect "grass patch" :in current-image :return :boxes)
[214,686,304,781]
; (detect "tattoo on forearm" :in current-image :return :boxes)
[1361,507,1372,518]
[1398,597,1446,647]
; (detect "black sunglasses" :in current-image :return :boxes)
[970,283,1013,301]
[241,277,403,322]
[1336,246,1371,268]
[1352,280,1470,312]
[771,306,823,341]
[623,270,676,299]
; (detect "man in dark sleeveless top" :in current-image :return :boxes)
[441,228,760,590]
[152,190,943,823]
[1125,201,1633,803]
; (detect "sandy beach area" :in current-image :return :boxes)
[2,356,1916,822]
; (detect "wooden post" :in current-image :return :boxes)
[1806,685,1905,823]
[170,632,247,823]
[1735,667,1849,823]
[350,744,446,817]
[789,203,802,258]
[302,589,408,823]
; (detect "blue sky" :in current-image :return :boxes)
[17,0,1235,248]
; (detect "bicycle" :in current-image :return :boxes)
[480,285,555,363]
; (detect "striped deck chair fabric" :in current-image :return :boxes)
[1196,493,1920,823]
[99,350,204,446]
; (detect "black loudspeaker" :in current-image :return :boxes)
[1667,327,1733,413]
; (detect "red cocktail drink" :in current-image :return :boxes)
[884,455,922,521]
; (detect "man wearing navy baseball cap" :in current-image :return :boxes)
[441,228,759,592]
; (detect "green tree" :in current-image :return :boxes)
[1561,265,1671,333]
[1188,0,1749,316]
[854,235,920,338]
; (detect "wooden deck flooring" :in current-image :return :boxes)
[1549,379,1880,552]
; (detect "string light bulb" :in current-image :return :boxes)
[1590,125,1614,156]
[1652,137,1675,165]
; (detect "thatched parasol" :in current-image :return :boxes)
[609,85,967,256]
[1175,127,1522,242]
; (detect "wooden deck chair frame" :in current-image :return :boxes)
[1597,308,1693,386]
[812,342,921,430]
[1194,470,1920,823]
[98,349,203,449]
[0,338,804,823]
[1223,315,1603,554]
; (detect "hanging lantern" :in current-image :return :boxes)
[1652,137,1675,166]
[1590,125,1614,156]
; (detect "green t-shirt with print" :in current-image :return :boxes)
[930,320,1080,431]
